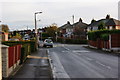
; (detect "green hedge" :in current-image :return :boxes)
[2,41,35,64]
[57,38,87,44]
[100,34,109,41]
[20,44,30,64]
[2,41,36,52]
[88,29,120,41]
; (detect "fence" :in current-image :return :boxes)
[88,34,120,51]
[2,44,22,78]
[8,45,21,68]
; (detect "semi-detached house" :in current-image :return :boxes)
[87,15,120,31]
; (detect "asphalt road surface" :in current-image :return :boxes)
[48,43,118,79]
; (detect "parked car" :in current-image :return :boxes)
[9,38,19,41]
[43,39,53,48]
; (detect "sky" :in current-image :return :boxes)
[0,0,120,31]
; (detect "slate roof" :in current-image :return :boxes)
[73,22,88,28]
[59,21,73,29]
[89,18,120,27]
[106,18,120,26]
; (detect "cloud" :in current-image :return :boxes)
[1,1,119,30]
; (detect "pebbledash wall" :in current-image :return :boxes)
[88,34,120,51]
[1,44,21,78]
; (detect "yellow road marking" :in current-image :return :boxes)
[27,55,48,59]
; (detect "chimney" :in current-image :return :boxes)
[106,14,110,19]
[79,18,82,22]
[91,19,96,23]
[67,21,70,24]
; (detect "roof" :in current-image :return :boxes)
[88,18,120,27]
[59,21,73,29]
[106,18,120,26]
[73,21,88,28]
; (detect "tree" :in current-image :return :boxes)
[46,23,58,38]
[98,22,105,30]
[0,24,9,33]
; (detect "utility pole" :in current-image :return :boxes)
[27,26,28,30]
[72,15,75,38]
[72,15,75,27]
[34,12,42,50]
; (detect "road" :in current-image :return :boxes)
[48,43,118,78]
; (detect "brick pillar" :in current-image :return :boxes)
[1,45,9,78]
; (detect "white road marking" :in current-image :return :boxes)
[96,61,111,69]
[63,47,70,51]
[62,51,69,52]
[72,50,90,53]
[73,52,82,55]
[51,52,70,78]
[85,57,93,61]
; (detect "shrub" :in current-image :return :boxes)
[100,34,109,41]
[57,37,87,44]
[88,29,120,41]
[2,41,36,52]
[20,44,30,64]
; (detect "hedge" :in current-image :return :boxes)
[20,44,30,64]
[2,41,36,52]
[57,37,88,44]
[88,29,120,41]
[100,34,109,41]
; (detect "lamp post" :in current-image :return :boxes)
[55,32,57,42]
[35,12,42,50]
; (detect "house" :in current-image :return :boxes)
[87,15,120,31]
[73,18,88,39]
[59,21,73,38]
[105,18,120,30]
[0,24,9,41]
[0,31,8,41]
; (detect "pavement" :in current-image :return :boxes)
[7,48,53,80]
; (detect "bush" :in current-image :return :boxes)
[2,41,36,52]
[20,44,30,64]
[57,37,87,44]
[57,37,64,43]
[100,34,109,41]
[88,29,120,41]
[88,31,97,41]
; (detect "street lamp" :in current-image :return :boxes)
[34,12,42,50]
[55,31,57,42]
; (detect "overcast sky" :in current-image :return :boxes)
[0,0,119,31]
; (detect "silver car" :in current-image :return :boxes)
[43,39,53,48]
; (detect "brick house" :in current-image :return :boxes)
[73,18,88,39]
[87,15,120,31]
[59,21,73,38]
